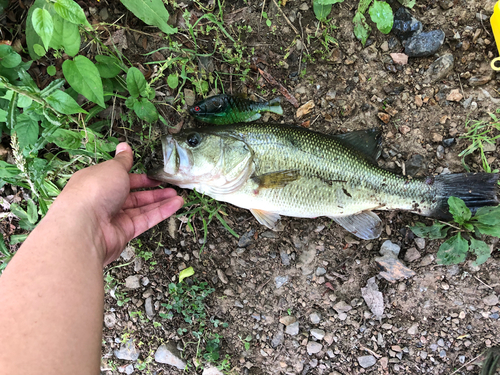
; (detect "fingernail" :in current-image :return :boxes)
[116,142,128,154]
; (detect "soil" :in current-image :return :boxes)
[4,0,500,374]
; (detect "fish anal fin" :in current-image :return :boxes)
[330,211,382,240]
[333,128,382,163]
[252,170,300,189]
[250,209,282,230]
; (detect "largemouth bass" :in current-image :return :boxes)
[148,124,499,240]
[188,94,283,125]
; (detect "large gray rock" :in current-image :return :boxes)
[155,342,186,370]
[405,30,445,57]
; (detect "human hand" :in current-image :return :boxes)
[51,142,184,266]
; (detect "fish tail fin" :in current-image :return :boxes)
[263,97,283,115]
[430,173,499,219]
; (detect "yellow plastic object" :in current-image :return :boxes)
[491,1,500,70]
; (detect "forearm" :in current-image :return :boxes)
[0,205,106,375]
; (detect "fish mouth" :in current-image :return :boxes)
[147,135,191,182]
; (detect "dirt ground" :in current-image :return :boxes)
[6,0,500,373]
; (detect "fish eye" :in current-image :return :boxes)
[186,132,201,147]
[194,106,201,112]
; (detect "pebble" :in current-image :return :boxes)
[420,351,428,359]
[436,145,445,159]
[114,339,140,361]
[120,245,135,261]
[439,350,447,358]
[202,366,224,375]
[184,89,195,106]
[407,323,418,335]
[104,313,117,329]
[271,331,284,348]
[261,231,278,239]
[125,275,141,289]
[315,267,326,276]
[306,341,323,355]
[145,297,154,318]
[490,313,499,319]
[380,240,400,257]
[405,30,445,57]
[285,321,299,336]
[124,364,134,375]
[333,300,352,314]
[310,312,321,324]
[446,89,463,102]
[217,269,228,284]
[310,329,325,340]
[154,343,187,369]
[357,355,377,368]
[443,138,455,147]
[404,247,421,262]
[275,276,289,289]
[238,230,254,247]
[405,154,425,176]
[483,294,499,306]
[392,7,422,42]
[423,54,454,84]
[280,250,290,266]
[414,238,425,250]
[280,316,297,325]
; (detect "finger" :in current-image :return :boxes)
[113,142,134,172]
[129,174,162,190]
[128,196,184,237]
[122,188,180,210]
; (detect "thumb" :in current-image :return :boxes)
[113,142,133,172]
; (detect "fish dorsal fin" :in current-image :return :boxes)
[332,128,382,163]
[330,211,382,240]
[250,209,281,229]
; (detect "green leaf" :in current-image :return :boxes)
[266,19,272,27]
[473,205,500,226]
[0,160,21,178]
[436,233,469,265]
[25,0,46,60]
[179,266,195,283]
[448,196,471,225]
[353,12,371,46]
[133,98,158,123]
[409,222,450,239]
[47,65,56,76]
[469,238,491,267]
[474,223,500,237]
[124,96,137,109]
[120,0,177,35]
[0,236,10,257]
[95,55,122,78]
[0,45,21,69]
[0,108,6,122]
[357,0,372,13]
[14,113,39,150]
[396,0,416,8]
[33,44,46,56]
[62,56,105,107]
[10,234,28,245]
[167,74,178,89]
[46,128,83,149]
[32,8,54,50]
[45,90,88,114]
[126,67,148,98]
[368,0,393,34]
[10,203,37,231]
[49,12,81,56]
[313,2,332,22]
[26,199,38,224]
[314,0,344,4]
[53,0,90,26]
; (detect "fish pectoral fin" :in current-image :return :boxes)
[252,170,300,189]
[330,211,383,240]
[250,209,281,230]
[244,113,262,122]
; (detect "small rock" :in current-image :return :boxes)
[443,138,455,147]
[361,277,384,318]
[296,100,315,118]
[378,112,391,124]
[280,250,290,266]
[145,297,154,319]
[124,364,134,375]
[431,133,443,143]
[306,341,323,355]
[310,312,321,324]
[407,323,418,335]
[184,89,196,106]
[275,275,289,289]
[315,267,326,276]
[390,53,408,65]
[406,154,425,176]
[405,30,445,57]
[238,230,254,247]
[125,275,141,289]
[446,89,463,102]
[392,7,422,42]
[310,329,325,340]
[357,355,377,368]
[114,339,140,361]
[380,240,400,256]
[217,269,228,284]
[285,321,299,336]
[423,54,454,84]
[437,145,445,159]
[414,238,426,250]
[98,7,110,21]
[419,254,434,266]
[483,294,499,306]
[399,125,411,135]
[121,245,135,261]
[155,343,186,369]
[404,247,421,262]
[104,313,117,329]
[483,143,497,153]
[380,41,389,51]
[271,331,284,348]
[279,316,297,326]
[333,300,352,314]
[202,366,224,375]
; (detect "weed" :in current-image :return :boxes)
[410,197,500,266]
[239,334,252,351]
[459,110,500,175]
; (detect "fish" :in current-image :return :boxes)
[148,123,499,240]
[188,94,283,125]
